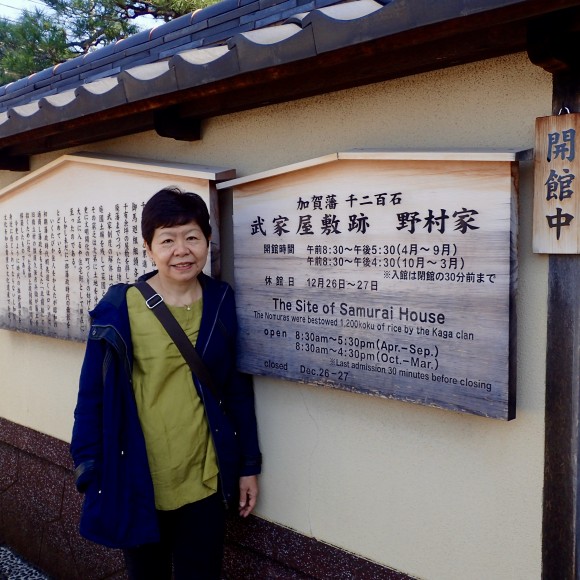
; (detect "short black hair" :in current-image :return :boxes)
[141,187,211,247]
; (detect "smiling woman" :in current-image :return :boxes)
[70,187,262,580]
[142,188,212,306]
[145,221,209,305]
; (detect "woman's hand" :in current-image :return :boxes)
[238,475,259,517]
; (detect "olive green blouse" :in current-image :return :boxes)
[127,287,218,511]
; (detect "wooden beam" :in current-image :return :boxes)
[527,8,580,73]
[0,155,29,172]
[154,106,201,141]
[542,71,580,580]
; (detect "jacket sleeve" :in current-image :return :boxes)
[219,287,262,477]
[225,371,262,477]
[70,332,106,492]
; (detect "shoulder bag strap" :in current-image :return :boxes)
[134,281,221,403]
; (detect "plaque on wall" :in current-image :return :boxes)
[222,150,530,420]
[533,113,580,253]
[0,153,234,341]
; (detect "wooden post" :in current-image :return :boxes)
[542,71,580,580]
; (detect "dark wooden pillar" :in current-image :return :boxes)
[542,71,580,580]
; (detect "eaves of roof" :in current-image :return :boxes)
[0,0,579,170]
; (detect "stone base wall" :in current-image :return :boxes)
[0,417,408,579]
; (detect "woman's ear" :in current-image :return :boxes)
[144,242,154,264]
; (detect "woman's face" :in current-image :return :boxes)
[146,220,209,285]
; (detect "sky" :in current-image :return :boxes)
[0,0,49,22]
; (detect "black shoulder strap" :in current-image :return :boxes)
[134,281,221,403]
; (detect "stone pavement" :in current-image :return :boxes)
[0,545,49,580]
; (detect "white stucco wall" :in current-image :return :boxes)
[0,52,551,579]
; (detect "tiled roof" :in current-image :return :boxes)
[0,0,352,111]
[0,0,578,168]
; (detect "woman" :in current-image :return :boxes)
[71,187,261,579]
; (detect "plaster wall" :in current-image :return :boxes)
[0,52,551,579]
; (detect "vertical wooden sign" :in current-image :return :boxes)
[534,113,580,253]
[223,150,527,420]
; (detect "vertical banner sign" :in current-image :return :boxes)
[0,153,233,341]
[225,151,525,420]
[534,113,580,253]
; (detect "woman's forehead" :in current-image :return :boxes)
[154,221,201,235]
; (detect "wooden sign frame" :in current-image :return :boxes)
[222,149,530,420]
[0,152,234,341]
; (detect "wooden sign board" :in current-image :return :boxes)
[0,153,234,341]
[534,114,580,253]
[224,150,527,420]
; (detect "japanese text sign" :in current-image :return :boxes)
[534,114,580,253]
[224,151,524,420]
[0,153,232,341]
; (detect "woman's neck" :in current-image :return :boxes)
[147,274,202,308]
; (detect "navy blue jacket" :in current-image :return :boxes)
[70,272,261,548]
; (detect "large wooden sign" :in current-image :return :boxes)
[223,150,528,420]
[534,113,580,253]
[0,153,233,341]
